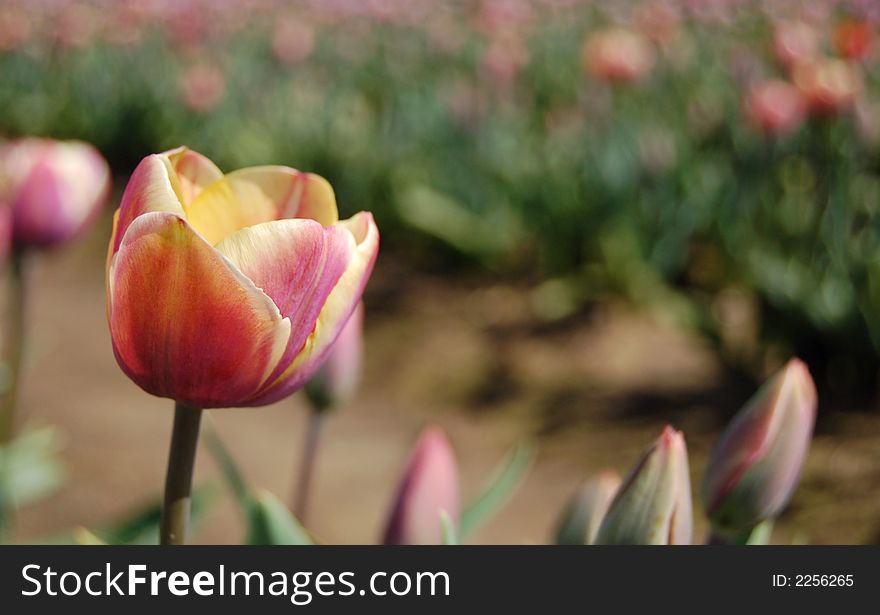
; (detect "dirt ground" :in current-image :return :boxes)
[8,212,880,545]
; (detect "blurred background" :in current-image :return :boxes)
[2,0,880,543]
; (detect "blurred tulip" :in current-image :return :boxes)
[179,63,227,113]
[0,7,31,53]
[0,139,110,250]
[383,426,459,545]
[582,27,655,84]
[594,426,692,545]
[554,469,621,545]
[833,18,873,61]
[772,21,819,69]
[305,302,364,411]
[481,32,528,90]
[702,359,816,541]
[106,147,379,409]
[744,79,807,137]
[793,58,863,115]
[273,17,316,65]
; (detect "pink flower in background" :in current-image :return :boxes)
[273,17,316,66]
[0,7,32,53]
[305,302,364,411]
[480,32,528,90]
[0,138,110,250]
[383,426,459,545]
[793,57,863,116]
[772,20,819,70]
[582,27,655,84]
[179,62,227,113]
[594,426,692,545]
[702,359,817,540]
[106,147,379,409]
[744,79,807,137]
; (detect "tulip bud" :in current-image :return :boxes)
[744,80,807,137]
[582,27,655,84]
[702,359,817,541]
[305,302,364,412]
[793,58,863,116]
[383,426,459,545]
[0,139,110,250]
[555,470,621,545]
[594,426,692,545]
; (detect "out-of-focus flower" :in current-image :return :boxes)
[481,32,529,90]
[383,426,459,545]
[637,1,681,44]
[833,18,873,60]
[594,426,692,545]
[772,21,819,69]
[0,139,110,250]
[582,27,655,84]
[793,58,863,115]
[178,63,227,113]
[0,7,32,53]
[272,17,316,66]
[106,147,379,409]
[555,469,621,545]
[702,359,817,541]
[305,302,364,411]
[744,79,807,137]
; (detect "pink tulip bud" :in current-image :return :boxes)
[0,139,110,250]
[305,302,364,411]
[702,359,817,540]
[772,21,819,69]
[744,80,807,137]
[594,426,692,545]
[383,426,459,545]
[582,27,655,85]
[555,469,621,545]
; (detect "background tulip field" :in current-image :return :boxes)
[2,0,880,545]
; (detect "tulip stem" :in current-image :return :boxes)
[292,411,325,523]
[0,250,26,445]
[160,402,203,545]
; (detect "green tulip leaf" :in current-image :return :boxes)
[440,510,458,545]
[460,443,534,539]
[247,490,313,546]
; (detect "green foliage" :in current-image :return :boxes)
[460,444,534,539]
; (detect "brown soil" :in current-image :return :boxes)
[9,212,880,545]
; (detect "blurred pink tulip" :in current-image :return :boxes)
[383,426,459,545]
[594,426,692,545]
[744,79,807,137]
[702,359,817,540]
[582,28,655,84]
[0,138,110,250]
[179,63,227,113]
[772,21,819,69]
[273,17,316,66]
[305,302,364,411]
[833,18,874,61]
[555,469,621,545]
[793,58,863,116]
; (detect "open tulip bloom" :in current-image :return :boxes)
[105,147,378,543]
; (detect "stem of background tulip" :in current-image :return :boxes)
[292,410,326,522]
[0,250,26,445]
[160,402,203,545]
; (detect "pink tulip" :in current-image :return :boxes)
[383,426,459,545]
[702,359,817,540]
[833,18,874,61]
[582,27,655,84]
[793,58,863,116]
[594,426,692,545]
[0,139,110,250]
[106,147,379,409]
[772,21,819,70]
[744,79,807,137]
[305,301,364,411]
[178,63,227,113]
[272,17,316,66]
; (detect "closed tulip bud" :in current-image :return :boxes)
[0,139,110,250]
[383,426,459,545]
[793,58,863,116]
[106,147,379,408]
[304,302,364,412]
[594,426,692,545]
[702,359,817,541]
[555,469,621,545]
[744,80,807,137]
[582,27,655,84]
